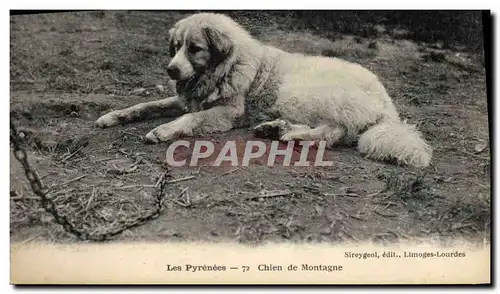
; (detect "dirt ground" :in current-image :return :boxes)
[10,11,491,245]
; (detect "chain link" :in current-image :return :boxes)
[10,121,169,242]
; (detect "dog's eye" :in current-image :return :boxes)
[189,44,203,54]
[170,41,181,57]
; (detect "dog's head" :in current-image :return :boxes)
[166,13,236,92]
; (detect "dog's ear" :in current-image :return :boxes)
[203,26,234,62]
[168,28,176,58]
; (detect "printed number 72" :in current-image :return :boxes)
[242,266,250,272]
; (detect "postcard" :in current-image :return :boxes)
[9,9,491,285]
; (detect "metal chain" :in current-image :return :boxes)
[10,121,169,242]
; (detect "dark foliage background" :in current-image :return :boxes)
[197,10,485,54]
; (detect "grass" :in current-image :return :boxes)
[10,11,181,95]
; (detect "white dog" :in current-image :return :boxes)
[96,13,432,168]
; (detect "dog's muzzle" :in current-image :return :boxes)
[167,65,181,80]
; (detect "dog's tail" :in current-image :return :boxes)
[358,120,433,168]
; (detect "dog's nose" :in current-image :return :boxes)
[167,66,180,80]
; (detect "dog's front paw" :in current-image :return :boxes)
[144,116,191,144]
[145,125,181,144]
[144,131,161,144]
[95,111,123,128]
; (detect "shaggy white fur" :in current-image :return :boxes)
[96,12,433,168]
[358,122,433,168]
